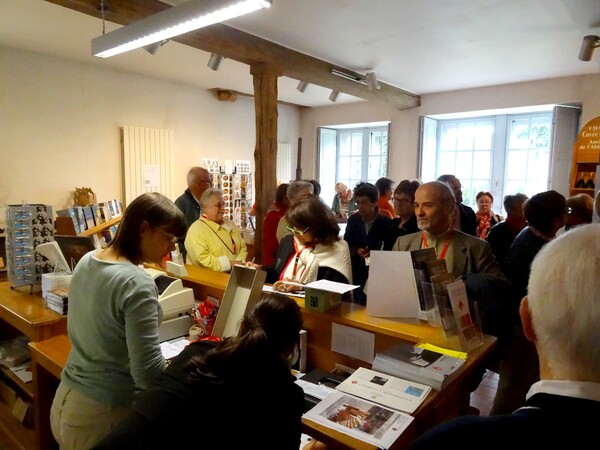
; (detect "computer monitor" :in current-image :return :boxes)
[54,235,96,272]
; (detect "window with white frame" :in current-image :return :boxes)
[318,124,389,206]
[420,111,558,214]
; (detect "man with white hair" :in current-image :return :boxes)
[409,224,600,449]
[174,167,212,260]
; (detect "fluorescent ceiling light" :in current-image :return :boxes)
[92,0,272,58]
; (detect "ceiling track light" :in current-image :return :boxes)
[329,90,340,102]
[92,0,272,58]
[207,53,224,71]
[143,39,169,55]
[579,35,600,62]
[365,72,381,91]
[297,80,308,93]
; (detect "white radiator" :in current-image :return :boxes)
[277,142,293,183]
[121,126,173,205]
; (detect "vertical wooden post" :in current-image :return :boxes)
[250,63,279,264]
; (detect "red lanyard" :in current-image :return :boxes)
[280,240,309,280]
[200,216,237,255]
[422,230,453,260]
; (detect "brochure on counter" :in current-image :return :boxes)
[303,391,413,449]
[335,367,432,414]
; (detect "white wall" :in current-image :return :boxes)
[299,74,600,188]
[0,47,301,222]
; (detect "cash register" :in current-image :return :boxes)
[144,268,195,342]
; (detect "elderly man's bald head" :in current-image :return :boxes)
[414,181,457,235]
[187,167,212,199]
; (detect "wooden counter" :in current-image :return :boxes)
[25,267,497,450]
[0,282,68,450]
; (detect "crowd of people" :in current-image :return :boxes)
[51,165,599,449]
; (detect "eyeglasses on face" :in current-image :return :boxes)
[286,225,310,236]
[153,226,178,244]
[206,202,225,210]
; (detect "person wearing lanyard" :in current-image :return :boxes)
[392,181,503,278]
[249,195,352,294]
[185,187,248,272]
[392,181,508,389]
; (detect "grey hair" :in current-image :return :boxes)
[200,187,223,206]
[527,224,600,381]
[187,167,209,186]
[286,181,314,201]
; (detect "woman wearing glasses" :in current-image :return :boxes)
[250,195,352,294]
[50,192,187,450]
[185,187,248,272]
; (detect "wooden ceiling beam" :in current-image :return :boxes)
[45,0,420,109]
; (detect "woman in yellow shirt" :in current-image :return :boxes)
[185,187,248,271]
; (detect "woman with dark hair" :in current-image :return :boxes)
[383,179,421,249]
[249,195,352,293]
[50,192,187,450]
[92,293,305,450]
[344,182,391,304]
[375,177,396,219]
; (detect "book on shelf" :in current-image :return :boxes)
[56,208,82,234]
[82,206,96,230]
[303,391,413,450]
[335,367,432,414]
[371,341,466,391]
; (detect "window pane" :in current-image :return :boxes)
[351,156,362,179]
[473,150,491,179]
[506,149,527,179]
[508,119,530,149]
[351,132,362,156]
[368,156,381,179]
[457,122,475,150]
[473,122,494,150]
[438,152,456,175]
[439,124,457,152]
[339,133,352,156]
[455,151,473,180]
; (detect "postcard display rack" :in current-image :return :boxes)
[5,204,54,288]
[203,159,253,229]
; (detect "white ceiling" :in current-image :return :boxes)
[1,0,600,108]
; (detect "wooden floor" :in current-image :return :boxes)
[469,369,499,416]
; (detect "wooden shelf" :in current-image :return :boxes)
[79,216,121,237]
[0,365,33,401]
[0,399,34,450]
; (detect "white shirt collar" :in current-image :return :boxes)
[527,380,600,402]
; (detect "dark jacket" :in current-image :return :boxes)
[174,188,201,260]
[92,340,304,450]
[343,212,390,304]
[409,392,600,450]
[458,203,477,236]
[383,214,419,250]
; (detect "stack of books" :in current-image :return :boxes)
[372,341,466,391]
[44,288,68,315]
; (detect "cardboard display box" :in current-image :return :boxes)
[212,265,266,339]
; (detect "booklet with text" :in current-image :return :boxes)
[335,367,432,414]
